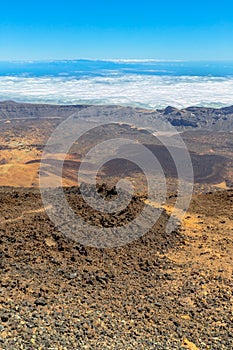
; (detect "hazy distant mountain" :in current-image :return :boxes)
[0,100,232,131]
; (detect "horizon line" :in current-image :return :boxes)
[1,58,233,64]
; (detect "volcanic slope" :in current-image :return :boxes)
[0,186,232,349]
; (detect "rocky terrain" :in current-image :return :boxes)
[0,102,232,188]
[160,105,233,131]
[0,101,232,349]
[0,186,232,349]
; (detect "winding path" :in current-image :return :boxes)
[0,205,52,225]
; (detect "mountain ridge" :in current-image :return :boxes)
[0,100,233,131]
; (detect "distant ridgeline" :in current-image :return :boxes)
[0,101,233,131]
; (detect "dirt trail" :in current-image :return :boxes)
[0,205,52,224]
[146,194,233,280]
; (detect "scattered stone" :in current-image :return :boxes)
[34,298,47,306]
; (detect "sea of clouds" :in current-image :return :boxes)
[0,60,233,109]
[1,74,233,109]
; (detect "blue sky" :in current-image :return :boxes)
[0,0,233,61]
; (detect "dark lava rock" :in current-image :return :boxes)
[34,298,47,306]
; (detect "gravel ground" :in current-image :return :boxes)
[0,187,232,349]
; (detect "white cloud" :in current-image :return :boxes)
[0,74,233,109]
